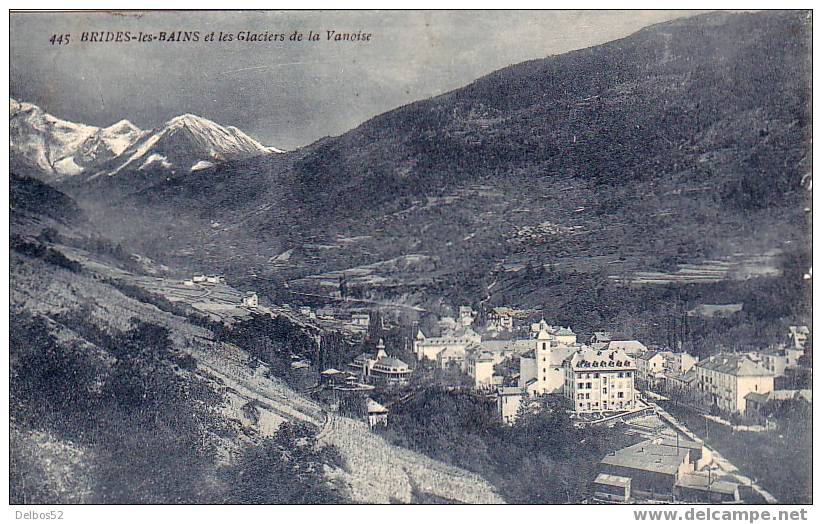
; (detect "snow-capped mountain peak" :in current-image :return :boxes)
[105,111,275,177]
[9,99,282,181]
[104,119,140,134]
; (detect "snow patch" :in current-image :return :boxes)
[53,156,84,176]
[190,160,215,172]
[139,153,172,171]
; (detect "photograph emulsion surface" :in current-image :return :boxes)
[8,10,812,505]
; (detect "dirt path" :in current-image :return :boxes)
[648,400,778,503]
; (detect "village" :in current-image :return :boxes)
[112,265,811,506]
[295,300,811,506]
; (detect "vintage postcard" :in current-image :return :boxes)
[7,8,813,514]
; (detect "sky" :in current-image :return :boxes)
[10,10,706,150]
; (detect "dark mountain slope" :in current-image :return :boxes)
[11,173,86,227]
[290,10,809,215]
[87,10,810,308]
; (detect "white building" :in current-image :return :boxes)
[636,351,667,384]
[750,347,803,378]
[607,340,648,358]
[350,313,371,327]
[437,316,458,332]
[366,398,388,429]
[298,306,316,319]
[695,354,774,414]
[590,331,612,345]
[788,325,810,350]
[458,306,476,326]
[467,351,497,389]
[487,307,521,332]
[518,328,577,395]
[497,386,525,425]
[412,327,481,366]
[563,347,637,413]
[436,345,467,370]
[241,292,258,308]
[553,327,578,346]
[666,352,699,374]
[351,339,412,387]
[478,337,536,363]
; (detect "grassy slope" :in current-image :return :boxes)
[10,177,504,503]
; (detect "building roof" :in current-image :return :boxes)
[417,327,480,345]
[676,472,739,496]
[352,352,373,364]
[498,386,525,396]
[666,368,698,384]
[321,368,342,375]
[531,319,551,331]
[594,473,632,488]
[475,351,496,362]
[375,356,409,369]
[601,440,690,476]
[480,339,534,354]
[591,331,612,341]
[696,354,773,377]
[637,350,664,362]
[555,327,576,336]
[366,398,388,414]
[567,347,635,370]
[658,438,703,451]
[437,345,466,358]
[608,340,648,353]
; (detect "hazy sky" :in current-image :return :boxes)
[10,10,705,149]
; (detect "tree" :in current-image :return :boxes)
[224,422,347,503]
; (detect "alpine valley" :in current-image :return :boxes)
[9,10,813,505]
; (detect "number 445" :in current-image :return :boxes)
[49,33,70,45]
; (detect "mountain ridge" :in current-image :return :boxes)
[12,11,812,315]
[9,98,282,185]
[84,10,809,292]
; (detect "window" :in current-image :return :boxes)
[618,392,624,398]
